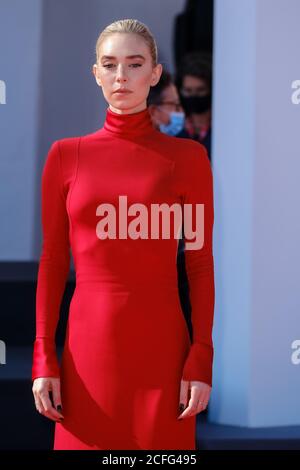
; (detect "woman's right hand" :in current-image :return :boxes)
[32,377,64,422]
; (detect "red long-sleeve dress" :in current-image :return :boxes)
[32,106,215,450]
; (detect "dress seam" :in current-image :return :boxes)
[56,140,67,203]
[66,137,81,247]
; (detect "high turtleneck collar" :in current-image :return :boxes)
[103,106,155,137]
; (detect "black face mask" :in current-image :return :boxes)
[180,94,212,115]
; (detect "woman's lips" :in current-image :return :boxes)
[113,90,132,95]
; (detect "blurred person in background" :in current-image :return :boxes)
[147,69,185,136]
[175,51,212,161]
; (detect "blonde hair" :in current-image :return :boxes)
[95,19,158,67]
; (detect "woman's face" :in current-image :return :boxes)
[93,33,162,114]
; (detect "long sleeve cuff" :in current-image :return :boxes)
[182,342,213,386]
[31,338,60,381]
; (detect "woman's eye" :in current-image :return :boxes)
[103,63,142,69]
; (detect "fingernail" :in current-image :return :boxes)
[56,405,63,413]
[179,403,185,413]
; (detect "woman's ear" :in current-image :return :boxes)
[151,63,163,87]
[92,64,102,87]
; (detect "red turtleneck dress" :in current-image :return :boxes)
[32,106,215,450]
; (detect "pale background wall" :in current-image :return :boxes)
[210,0,300,426]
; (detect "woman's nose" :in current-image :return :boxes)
[116,65,128,82]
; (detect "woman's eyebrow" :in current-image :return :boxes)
[100,54,146,61]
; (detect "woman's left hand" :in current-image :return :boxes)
[177,380,212,419]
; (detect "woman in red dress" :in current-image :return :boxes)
[31,18,215,450]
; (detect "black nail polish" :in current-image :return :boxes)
[56,404,63,413]
[179,403,185,413]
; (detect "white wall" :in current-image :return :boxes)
[210,0,300,427]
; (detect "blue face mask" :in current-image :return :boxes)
[159,111,185,136]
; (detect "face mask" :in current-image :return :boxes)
[159,111,185,136]
[180,94,212,115]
